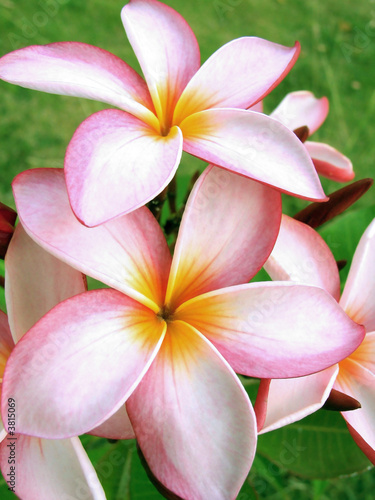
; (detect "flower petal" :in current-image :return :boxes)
[305,141,354,182]
[1,289,166,438]
[264,215,341,300]
[0,42,155,124]
[181,108,326,201]
[257,366,338,434]
[13,168,171,311]
[335,352,375,461]
[122,0,200,129]
[127,320,256,500]
[0,435,105,499]
[176,282,365,378]
[270,91,329,135]
[340,218,375,331]
[174,39,299,123]
[5,224,86,344]
[165,166,281,308]
[65,109,183,226]
[89,405,135,440]
[0,310,14,378]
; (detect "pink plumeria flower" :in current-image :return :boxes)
[270,91,354,182]
[0,224,109,499]
[1,166,364,499]
[0,0,325,227]
[257,215,375,464]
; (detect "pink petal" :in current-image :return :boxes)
[270,91,329,135]
[305,141,354,182]
[1,289,166,438]
[173,39,299,123]
[335,352,375,460]
[264,214,341,301]
[248,101,263,113]
[340,218,375,331]
[13,168,171,311]
[122,0,200,131]
[0,42,156,124]
[181,108,326,201]
[176,282,365,378]
[0,310,14,376]
[5,224,86,344]
[0,435,105,499]
[89,405,135,440]
[257,366,338,433]
[127,320,256,500]
[346,422,375,465]
[165,166,281,309]
[65,109,183,226]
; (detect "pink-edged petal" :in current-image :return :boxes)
[65,109,183,226]
[0,435,105,499]
[176,282,365,378]
[89,405,135,440]
[305,141,355,182]
[346,422,375,465]
[335,351,375,461]
[264,214,341,300]
[257,365,338,434]
[270,91,329,135]
[248,101,263,113]
[122,0,200,131]
[173,39,300,123]
[1,289,166,438]
[340,218,375,331]
[0,310,14,377]
[0,42,156,124]
[165,165,281,309]
[181,108,326,201]
[127,320,256,500]
[5,224,86,344]
[13,168,171,311]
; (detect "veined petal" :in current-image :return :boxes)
[349,331,375,375]
[174,39,299,124]
[122,0,200,130]
[257,366,338,434]
[13,168,171,311]
[264,215,341,300]
[340,218,375,331]
[176,282,365,378]
[0,42,156,124]
[65,109,183,226]
[1,289,166,438]
[0,311,14,379]
[305,141,354,182]
[335,354,375,461]
[181,109,326,201]
[127,320,256,500]
[270,91,329,135]
[0,435,106,500]
[5,224,86,344]
[89,405,135,440]
[165,166,281,309]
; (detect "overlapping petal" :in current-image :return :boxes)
[89,405,135,440]
[13,168,171,311]
[305,141,354,182]
[65,109,183,226]
[165,166,281,308]
[122,0,200,130]
[257,366,338,433]
[127,320,256,500]
[0,435,106,500]
[264,215,341,300]
[173,38,300,123]
[0,310,14,379]
[270,90,329,135]
[340,218,375,331]
[5,224,86,344]
[181,108,326,201]
[0,42,155,124]
[176,282,365,378]
[1,289,166,438]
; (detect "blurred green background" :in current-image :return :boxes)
[0,0,374,498]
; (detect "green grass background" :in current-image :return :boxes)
[0,0,374,498]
